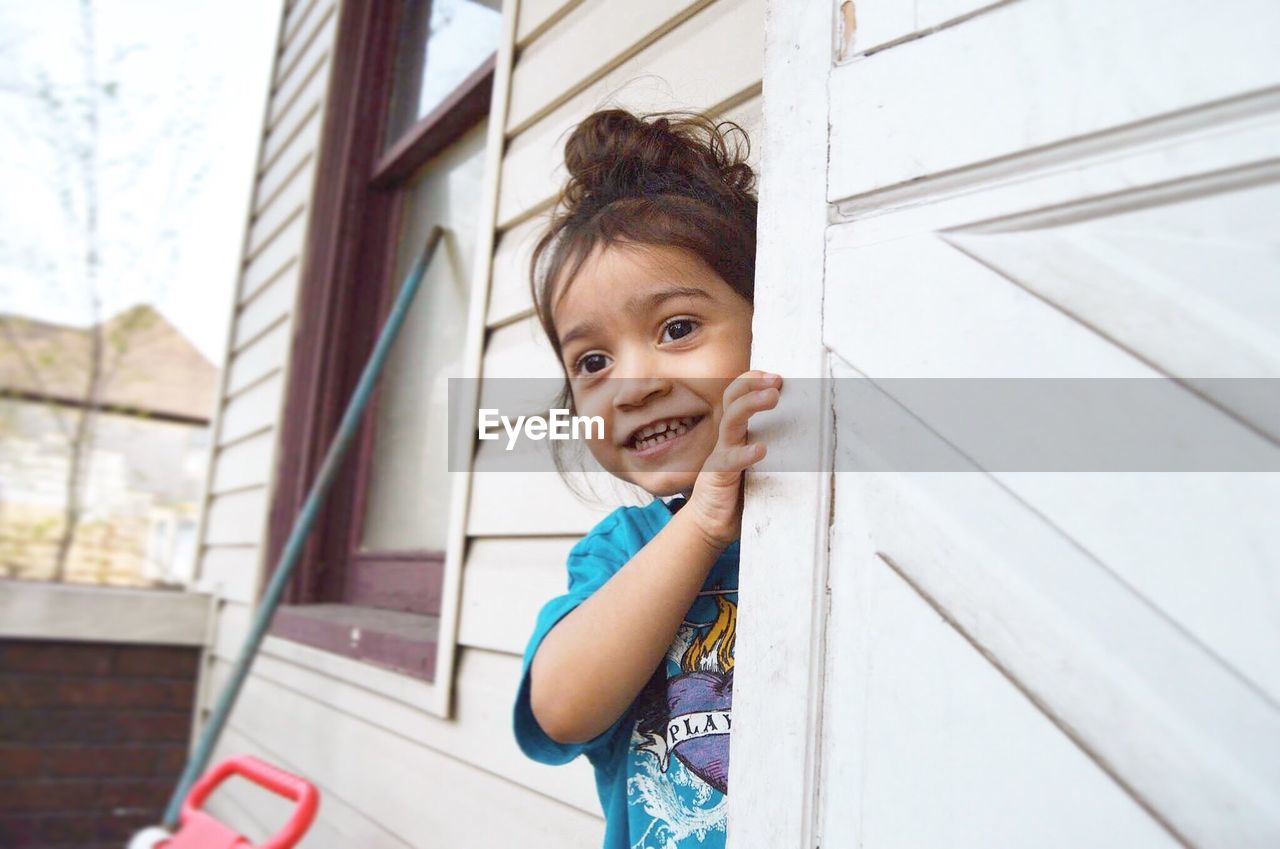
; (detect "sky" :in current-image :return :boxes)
[0,0,282,365]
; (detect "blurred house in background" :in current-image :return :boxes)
[0,305,215,586]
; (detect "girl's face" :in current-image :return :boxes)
[552,243,754,498]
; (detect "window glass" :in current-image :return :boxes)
[388,0,501,143]
[360,122,487,551]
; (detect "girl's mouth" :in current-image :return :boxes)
[627,415,704,459]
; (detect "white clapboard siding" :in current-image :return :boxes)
[236,645,602,815]
[253,128,316,216]
[207,652,604,838]
[262,88,325,175]
[246,174,309,258]
[496,0,764,227]
[475,316,563,428]
[210,598,254,664]
[218,373,283,445]
[232,302,286,359]
[224,320,290,398]
[828,0,1280,201]
[281,0,322,48]
[260,98,325,195]
[211,429,276,496]
[240,214,306,303]
[458,537,577,653]
[467,458,626,538]
[197,546,261,605]
[482,313,562,379]
[209,726,415,849]
[245,204,307,275]
[506,0,711,135]
[273,1,336,94]
[268,88,328,180]
[486,215,547,328]
[204,489,269,548]
[515,0,581,47]
[248,189,308,258]
[238,273,300,347]
[271,10,336,117]
[233,276,296,351]
[468,317,626,537]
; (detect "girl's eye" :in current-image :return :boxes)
[661,318,698,343]
[575,353,610,375]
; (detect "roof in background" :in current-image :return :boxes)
[0,305,217,422]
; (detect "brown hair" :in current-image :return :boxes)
[528,108,758,492]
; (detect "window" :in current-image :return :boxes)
[267,0,499,680]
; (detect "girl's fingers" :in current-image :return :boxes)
[704,441,767,476]
[720,370,782,413]
[728,441,767,470]
[719,385,780,446]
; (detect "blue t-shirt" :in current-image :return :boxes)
[513,496,740,848]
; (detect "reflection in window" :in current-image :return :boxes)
[389,0,501,141]
[360,123,487,551]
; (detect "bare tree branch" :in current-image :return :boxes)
[1,0,221,583]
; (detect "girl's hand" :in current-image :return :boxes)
[685,370,782,550]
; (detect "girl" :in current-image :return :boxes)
[511,108,781,849]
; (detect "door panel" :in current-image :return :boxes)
[732,1,1280,845]
[827,354,1280,846]
[821,472,1181,848]
[742,0,1280,846]
[828,0,1280,200]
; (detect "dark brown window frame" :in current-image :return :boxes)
[266,0,495,681]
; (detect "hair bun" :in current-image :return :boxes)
[560,108,753,213]
[530,106,759,382]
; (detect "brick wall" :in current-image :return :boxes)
[0,639,198,849]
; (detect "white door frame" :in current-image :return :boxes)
[727,2,834,847]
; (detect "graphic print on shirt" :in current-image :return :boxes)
[627,588,736,845]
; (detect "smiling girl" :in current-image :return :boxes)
[511,109,780,849]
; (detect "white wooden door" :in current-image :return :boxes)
[731,2,1280,847]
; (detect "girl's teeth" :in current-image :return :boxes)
[635,419,692,449]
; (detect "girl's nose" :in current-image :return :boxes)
[610,353,671,409]
[612,375,671,409]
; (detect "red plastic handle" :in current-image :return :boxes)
[183,755,319,849]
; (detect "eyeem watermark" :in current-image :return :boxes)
[452,377,1280,471]
[478,408,604,451]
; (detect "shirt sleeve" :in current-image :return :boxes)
[513,511,636,765]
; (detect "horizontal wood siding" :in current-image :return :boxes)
[189,0,346,837]
[204,657,602,847]
[497,0,764,228]
[515,0,582,47]
[195,0,764,843]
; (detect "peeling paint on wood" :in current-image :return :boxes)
[839,1,857,61]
